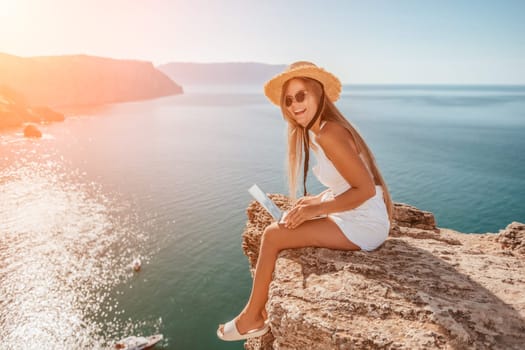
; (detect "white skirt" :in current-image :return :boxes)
[321,185,390,251]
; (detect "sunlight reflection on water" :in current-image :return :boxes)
[0,140,159,349]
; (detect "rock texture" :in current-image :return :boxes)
[242,195,525,350]
[0,52,182,108]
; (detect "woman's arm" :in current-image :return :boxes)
[313,123,376,216]
[313,188,331,203]
[284,122,376,229]
[294,188,331,206]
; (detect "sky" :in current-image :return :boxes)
[1,0,524,84]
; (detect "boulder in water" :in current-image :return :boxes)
[23,124,42,138]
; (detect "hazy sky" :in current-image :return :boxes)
[1,0,524,84]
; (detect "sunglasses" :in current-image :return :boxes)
[284,90,308,107]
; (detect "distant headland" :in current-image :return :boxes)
[0,52,183,131]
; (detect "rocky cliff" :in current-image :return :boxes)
[241,194,525,350]
[0,53,182,108]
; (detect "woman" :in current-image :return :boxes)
[217,61,394,341]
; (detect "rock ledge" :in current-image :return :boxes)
[242,194,525,350]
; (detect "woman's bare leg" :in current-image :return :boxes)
[218,218,360,336]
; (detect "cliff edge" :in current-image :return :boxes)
[241,194,525,350]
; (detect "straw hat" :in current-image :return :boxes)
[264,61,342,106]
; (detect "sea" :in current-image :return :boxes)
[1,84,524,349]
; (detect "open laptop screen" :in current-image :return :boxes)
[248,184,283,221]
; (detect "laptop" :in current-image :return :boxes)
[248,184,327,224]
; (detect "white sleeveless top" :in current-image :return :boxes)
[307,120,390,252]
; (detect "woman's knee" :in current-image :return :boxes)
[261,222,283,251]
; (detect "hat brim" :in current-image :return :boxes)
[264,66,342,106]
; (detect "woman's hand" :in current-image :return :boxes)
[293,195,318,207]
[284,202,322,229]
[293,190,326,206]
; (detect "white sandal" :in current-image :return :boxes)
[217,318,270,341]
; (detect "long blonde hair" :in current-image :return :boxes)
[280,77,394,227]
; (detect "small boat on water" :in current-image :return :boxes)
[113,334,163,349]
